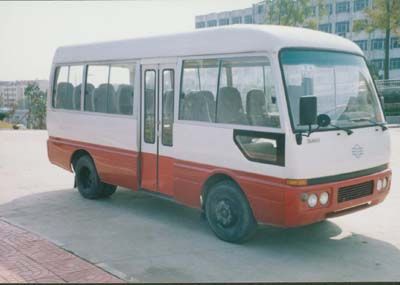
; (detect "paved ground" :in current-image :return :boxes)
[0,129,399,282]
[0,219,122,283]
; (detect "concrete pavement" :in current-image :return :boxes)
[0,129,399,282]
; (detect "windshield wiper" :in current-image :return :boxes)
[349,118,388,131]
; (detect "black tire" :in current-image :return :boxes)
[101,183,117,198]
[74,155,116,199]
[205,180,257,243]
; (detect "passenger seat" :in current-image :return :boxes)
[94,84,115,113]
[182,91,213,122]
[246,89,268,126]
[56,82,73,109]
[117,84,134,115]
[217,86,247,125]
[198,91,216,122]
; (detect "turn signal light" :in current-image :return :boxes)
[286,179,308,186]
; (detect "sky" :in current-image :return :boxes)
[0,0,256,81]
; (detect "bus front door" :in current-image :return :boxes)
[140,64,175,196]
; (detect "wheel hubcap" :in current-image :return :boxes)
[215,199,236,227]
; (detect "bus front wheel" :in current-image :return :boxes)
[74,155,117,199]
[205,181,257,243]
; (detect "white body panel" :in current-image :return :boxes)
[285,127,391,179]
[173,122,286,178]
[47,111,137,151]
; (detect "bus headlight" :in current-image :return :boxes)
[307,194,318,208]
[383,177,388,190]
[319,192,329,205]
[377,179,383,191]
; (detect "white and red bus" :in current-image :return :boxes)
[47,25,391,243]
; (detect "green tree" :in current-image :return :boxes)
[24,82,47,129]
[264,0,325,29]
[353,0,400,79]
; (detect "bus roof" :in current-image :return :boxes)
[53,25,363,64]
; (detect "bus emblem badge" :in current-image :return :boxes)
[352,144,363,159]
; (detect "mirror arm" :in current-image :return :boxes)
[295,125,320,145]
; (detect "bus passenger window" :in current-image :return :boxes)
[69,66,84,110]
[53,65,83,110]
[86,65,110,113]
[180,59,218,122]
[217,57,280,128]
[85,63,135,115]
[162,69,174,146]
[110,64,135,115]
[144,70,156,143]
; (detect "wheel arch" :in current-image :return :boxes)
[201,172,247,210]
[70,149,93,172]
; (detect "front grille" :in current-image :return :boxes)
[338,181,373,203]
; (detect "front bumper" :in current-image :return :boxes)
[282,168,392,227]
[250,169,392,227]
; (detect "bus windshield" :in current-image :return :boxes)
[280,49,384,132]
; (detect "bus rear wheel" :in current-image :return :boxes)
[74,155,117,199]
[205,181,257,243]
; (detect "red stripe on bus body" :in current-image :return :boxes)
[47,136,288,224]
[47,136,138,190]
[47,136,390,227]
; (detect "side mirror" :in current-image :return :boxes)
[299,96,317,126]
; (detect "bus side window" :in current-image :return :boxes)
[217,57,280,128]
[179,59,218,122]
[86,65,111,113]
[144,70,156,143]
[110,64,134,115]
[162,69,174,146]
[53,65,83,110]
[85,64,135,115]
[69,66,84,110]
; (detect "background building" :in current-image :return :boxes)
[0,80,48,108]
[195,0,400,79]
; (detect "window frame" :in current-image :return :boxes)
[144,69,157,144]
[196,21,205,29]
[336,1,350,13]
[354,40,368,51]
[390,58,400,70]
[319,23,332,33]
[371,39,385,50]
[244,15,253,24]
[354,0,368,12]
[218,18,229,26]
[177,52,284,133]
[51,60,136,118]
[335,21,349,34]
[161,68,175,146]
[233,129,285,166]
[391,37,400,49]
[232,16,242,24]
[207,19,217,27]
